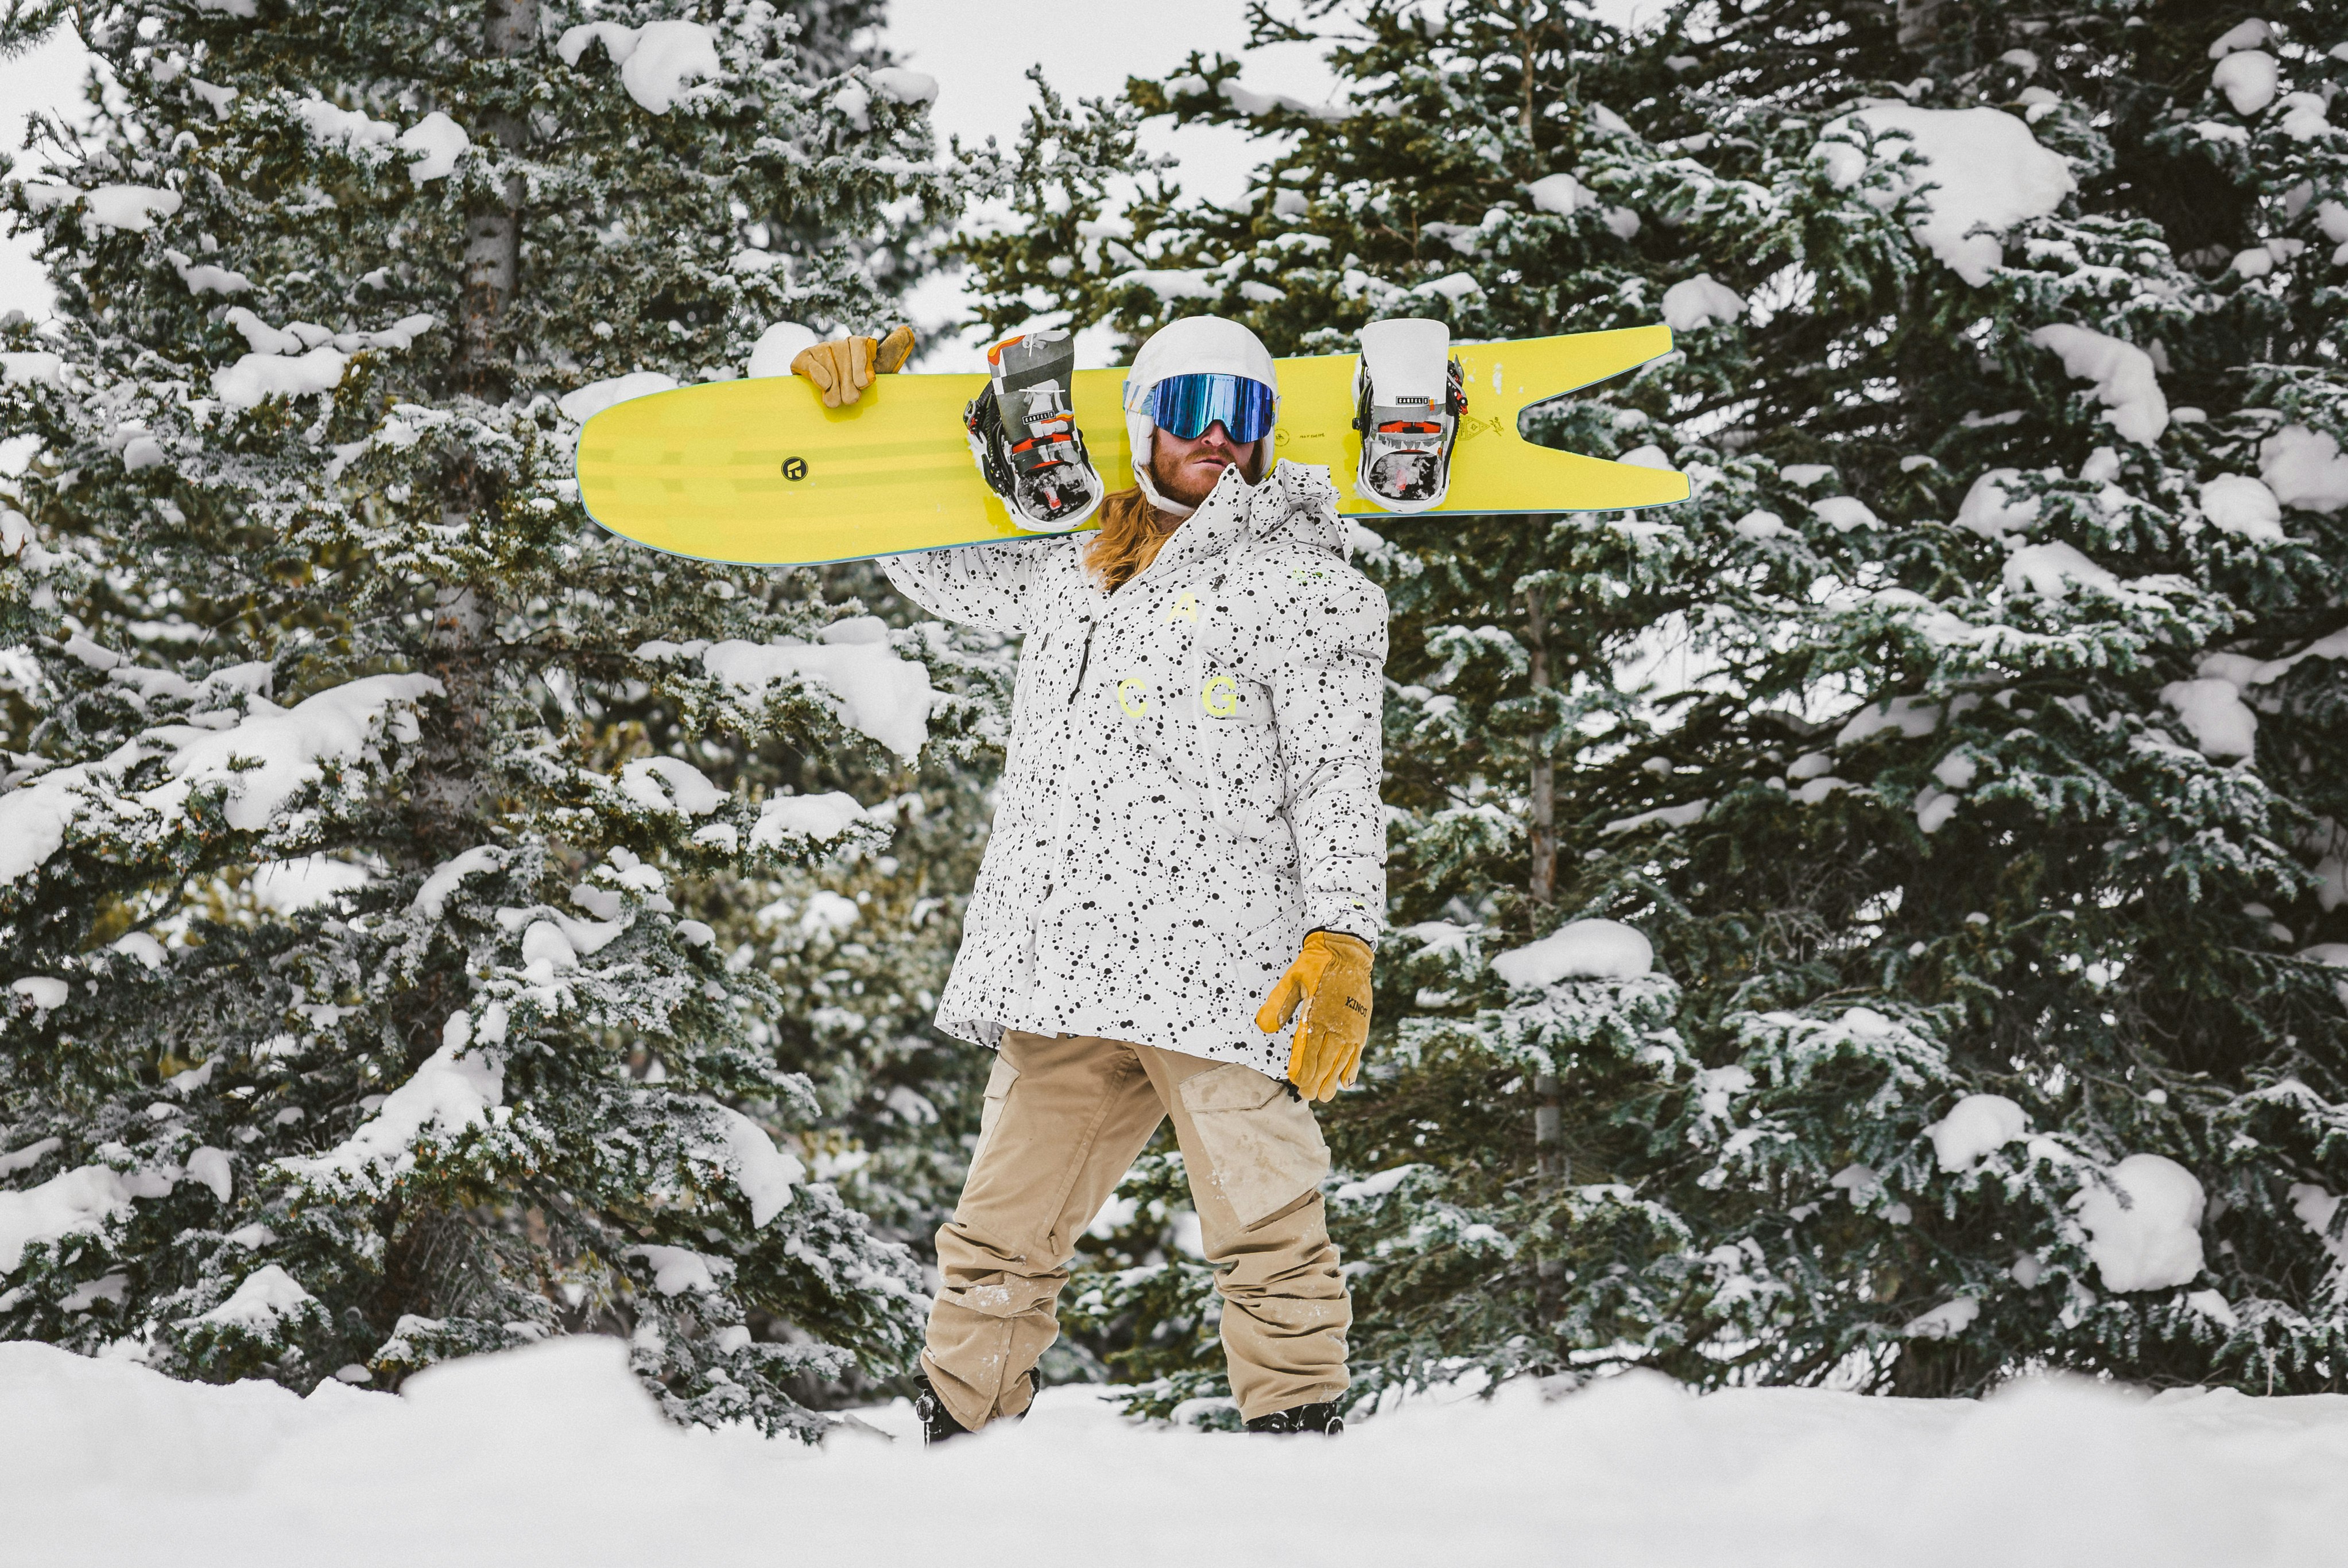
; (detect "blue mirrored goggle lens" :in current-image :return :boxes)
[1148,374,1277,444]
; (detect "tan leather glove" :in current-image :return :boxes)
[790,326,916,407]
[874,324,916,374]
[1255,930,1374,1103]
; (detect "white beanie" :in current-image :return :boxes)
[1121,316,1280,515]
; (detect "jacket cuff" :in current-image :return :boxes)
[1305,899,1380,948]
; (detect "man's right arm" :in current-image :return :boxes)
[879,544,1055,635]
[782,325,1054,632]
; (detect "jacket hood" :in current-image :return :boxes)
[1249,461,1351,557]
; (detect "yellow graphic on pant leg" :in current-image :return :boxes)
[1167,591,1200,623]
[1200,675,1239,717]
[1118,677,1150,717]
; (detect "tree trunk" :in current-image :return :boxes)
[1517,21,1535,141]
[1893,0,1946,48]
[389,0,545,1334]
[1524,585,1556,908]
[1888,1333,1995,1398]
[1534,1079,1564,1181]
[418,0,534,856]
[1524,584,1566,1322]
[459,0,536,395]
[414,581,493,855]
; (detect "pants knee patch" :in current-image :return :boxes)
[937,1274,1058,1319]
[1179,1062,1331,1228]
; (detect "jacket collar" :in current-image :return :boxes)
[1128,461,1346,588]
[1129,464,1253,586]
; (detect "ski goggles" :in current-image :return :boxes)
[1126,372,1278,444]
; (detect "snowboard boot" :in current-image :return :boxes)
[911,1372,971,1446]
[1352,317,1465,514]
[1243,1400,1346,1436]
[912,1371,1033,1446]
[966,329,1103,531]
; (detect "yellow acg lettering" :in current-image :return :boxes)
[1167,591,1200,623]
[1200,675,1239,718]
[1117,678,1150,717]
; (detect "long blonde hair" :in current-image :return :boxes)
[1083,487,1168,593]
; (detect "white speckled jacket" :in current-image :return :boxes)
[881,460,1388,1076]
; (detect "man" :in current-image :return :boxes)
[796,316,1385,1439]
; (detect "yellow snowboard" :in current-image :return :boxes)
[575,324,1688,568]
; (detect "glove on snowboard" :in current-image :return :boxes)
[1256,930,1374,1103]
[791,325,916,407]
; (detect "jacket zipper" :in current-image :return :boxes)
[1067,620,1095,704]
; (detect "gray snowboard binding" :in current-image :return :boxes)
[1353,317,1466,514]
[965,329,1103,531]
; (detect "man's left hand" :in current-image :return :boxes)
[1256,930,1374,1103]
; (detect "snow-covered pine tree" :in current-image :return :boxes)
[967,0,2348,1403]
[720,560,1018,1359]
[0,0,981,1431]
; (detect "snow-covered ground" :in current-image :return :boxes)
[5,1337,2342,1566]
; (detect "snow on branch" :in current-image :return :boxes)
[276,1009,510,1197]
[0,670,439,888]
[638,622,935,762]
[2029,324,2168,445]
[556,20,723,115]
[696,1103,804,1228]
[1815,106,2075,287]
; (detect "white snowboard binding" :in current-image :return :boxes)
[1353,317,1466,514]
[966,329,1103,531]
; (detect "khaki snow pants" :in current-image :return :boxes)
[921,1028,1351,1429]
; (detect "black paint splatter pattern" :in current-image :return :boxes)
[882,461,1388,1074]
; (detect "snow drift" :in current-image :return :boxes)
[4,1336,2346,1567]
